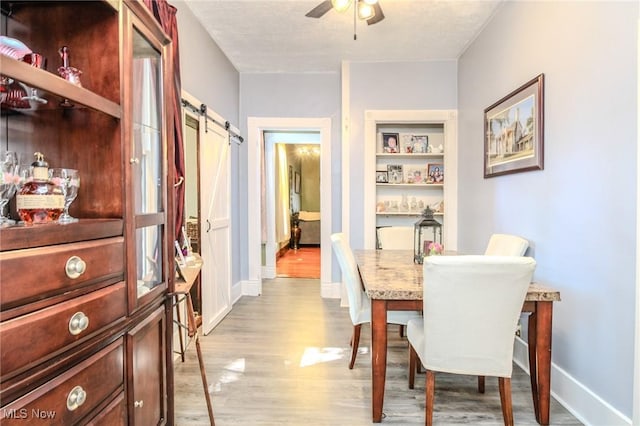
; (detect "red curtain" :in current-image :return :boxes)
[143,0,185,243]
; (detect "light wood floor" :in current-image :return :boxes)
[173,278,582,426]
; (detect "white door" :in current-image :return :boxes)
[200,122,232,334]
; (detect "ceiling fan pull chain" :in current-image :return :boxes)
[353,1,357,40]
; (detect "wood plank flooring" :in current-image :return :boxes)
[173,278,582,426]
[276,247,320,279]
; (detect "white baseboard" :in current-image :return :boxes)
[240,279,261,296]
[262,266,276,279]
[513,337,632,426]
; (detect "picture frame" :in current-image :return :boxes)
[411,135,429,154]
[426,163,444,184]
[294,171,301,193]
[382,133,400,153]
[404,166,425,184]
[386,164,404,184]
[484,74,544,178]
[375,170,388,183]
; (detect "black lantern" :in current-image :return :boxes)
[414,206,443,264]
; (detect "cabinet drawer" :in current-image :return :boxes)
[0,237,124,310]
[86,392,126,426]
[0,338,124,425]
[0,282,126,377]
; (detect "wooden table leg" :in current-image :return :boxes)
[371,299,387,423]
[528,302,553,425]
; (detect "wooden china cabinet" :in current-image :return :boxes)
[0,1,175,424]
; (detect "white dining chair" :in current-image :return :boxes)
[330,233,422,369]
[485,233,529,256]
[377,226,414,250]
[477,233,529,392]
[407,255,536,425]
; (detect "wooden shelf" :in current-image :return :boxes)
[0,218,124,251]
[0,57,121,118]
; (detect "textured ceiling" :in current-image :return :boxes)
[182,0,502,73]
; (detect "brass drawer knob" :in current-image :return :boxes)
[134,400,144,408]
[65,256,87,279]
[68,312,89,335]
[66,385,87,411]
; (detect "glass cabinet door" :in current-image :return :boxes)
[131,27,166,303]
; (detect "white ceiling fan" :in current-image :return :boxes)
[305,0,386,26]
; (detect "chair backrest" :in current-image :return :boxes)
[484,233,529,256]
[330,233,365,324]
[421,255,536,377]
[377,226,414,250]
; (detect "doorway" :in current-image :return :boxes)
[247,117,334,298]
[270,140,321,279]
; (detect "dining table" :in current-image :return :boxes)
[354,249,561,425]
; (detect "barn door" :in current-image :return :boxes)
[200,121,231,334]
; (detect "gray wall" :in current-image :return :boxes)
[174,1,242,285]
[238,73,342,280]
[348,61,458,247]
[458,1,637,418]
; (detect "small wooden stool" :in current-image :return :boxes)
[170,256,215,425]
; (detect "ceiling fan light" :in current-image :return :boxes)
[331,0,352,13]
[358,2,375,20]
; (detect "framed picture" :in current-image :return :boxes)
[375,170,388,183]
[382,133,400,153]
[426,163,444,184]
[484,74,544,178]
[386,164,404,184]
[404,167,424,184]
[294,172,301,193]
[411,135,429,154]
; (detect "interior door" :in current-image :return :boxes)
[200,121,232,334]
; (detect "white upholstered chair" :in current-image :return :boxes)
[377,226,415,250]
[478,233,529,391]
[330,233,421,369]
[485,233,529,256]
[407,255,536,426]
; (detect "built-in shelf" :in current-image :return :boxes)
[376,153,443,159]
[376,212,444,216]
[376,183,444,189]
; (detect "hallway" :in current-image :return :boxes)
[276,246,321,279]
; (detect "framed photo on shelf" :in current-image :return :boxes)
[404,167,425,184]
[382,133,400,153]
[426,163,444,183]
[387,164,404,184]
[376,170,388,183]
[411,135,429,153]
[484,73,544,178]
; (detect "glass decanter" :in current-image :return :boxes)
[16,152,64,225]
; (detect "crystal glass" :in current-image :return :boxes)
[0,151,18,225]
[20,53,48,105]
[49,168,80,223]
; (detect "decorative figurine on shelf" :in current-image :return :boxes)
[57,46,82,87]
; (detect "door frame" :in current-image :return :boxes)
[247,117,333,297]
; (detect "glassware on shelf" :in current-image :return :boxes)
[16,152,64,225]
[49,168,80,224]
[0,150,18,225]
[57,46,82,87]
[20,53,48,105]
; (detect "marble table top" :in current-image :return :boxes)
[354,249,561,302]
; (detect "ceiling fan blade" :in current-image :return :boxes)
[366,2,385,25]
[305,0,333,18]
